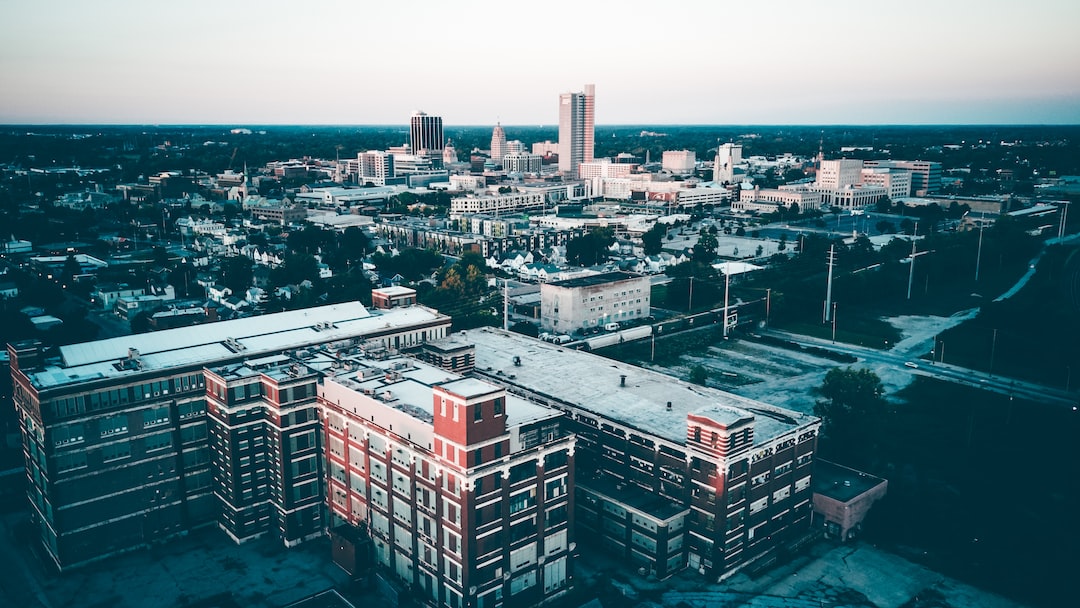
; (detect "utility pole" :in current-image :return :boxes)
[907,222,919,300]
[1059,201,1071,239]
[975,216,984,282]
[823,244,835,323]
[765,288,771,330]
[503,279,509,331]
[722,268,731,338]
[990,328,998,376]
[688,277,694,313]
[831,302,837,343]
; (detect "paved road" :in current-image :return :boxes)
[761,329,1078,409]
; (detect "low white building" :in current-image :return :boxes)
[540,271,650,333]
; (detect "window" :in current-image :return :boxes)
[510,488,535,514]
[100,441,131,462]
[545,476,566,500]
[99,414,128,437]
[143,406,170,428]
[493,397,504,416]
[474,404,483,421]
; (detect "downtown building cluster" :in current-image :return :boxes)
[10,295,820,608]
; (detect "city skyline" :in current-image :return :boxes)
[1,0,1079,126]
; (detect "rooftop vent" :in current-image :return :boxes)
[666,401,672,411]
[620,374,626,387]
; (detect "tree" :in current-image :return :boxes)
[642,223,666,255]
[875,220,895,235]
[689,365,709,385]
[692,228,718,264]
[566,227,615,267]
[221,256,254,294]
[814,367,889,466]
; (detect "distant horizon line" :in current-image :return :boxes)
[3,122,1078,129]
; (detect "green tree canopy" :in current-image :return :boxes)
[814,367,889,466]
[566,227,615,267]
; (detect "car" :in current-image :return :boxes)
[904,361,919,369]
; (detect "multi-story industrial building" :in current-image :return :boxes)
[318,345,576,607]
[461,328,821,581]
[204,357,325,546]
[8,301,451,569]
[558,84,595,178]
[539,271,651,333]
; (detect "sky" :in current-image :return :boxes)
[1,0,1079,125]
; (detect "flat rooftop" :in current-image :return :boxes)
[28,303,448,391]
[546,270,642,289]
[461,327,816,446]
[812,460,887,503]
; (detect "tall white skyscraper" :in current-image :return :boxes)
[714,143,742,184]
[409,111,444,156]
[490,123,507,167]
[558,84,595,178]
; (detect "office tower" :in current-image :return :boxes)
[410,111,444,157]
[662,150,696,175]
[490,123,507,167]
[8,302,451,569]
[714,143,742,184]
[558,84,595,178]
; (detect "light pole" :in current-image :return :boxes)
[765,288,771,330]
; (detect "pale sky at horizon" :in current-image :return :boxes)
[1,0,1078,126]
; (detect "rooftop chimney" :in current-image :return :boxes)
[620,374,626,387]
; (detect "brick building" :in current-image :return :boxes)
[8,301,450,569]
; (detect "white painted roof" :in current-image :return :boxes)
[462,327,815,445]
[32,303,447,390]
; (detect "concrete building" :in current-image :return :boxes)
[490,123,507,167]
[714,143,742,184]
[662,150,696,175]
[8,301,451,570]
[450,191,546,218]
[815,159,864,190]
[503,153,543,174]
[734,185,822,213]
[860,167,911,201]
[864,160,942,196]
[320,348,576,607]
[359,151,396,187]
[463,328,821,581]
[244,198,307,226]
[539,271,650,333]
[558,84,595,178]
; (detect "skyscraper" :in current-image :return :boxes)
[409,111,444,157]
[490,123,507,168]
[558,84,595,178]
